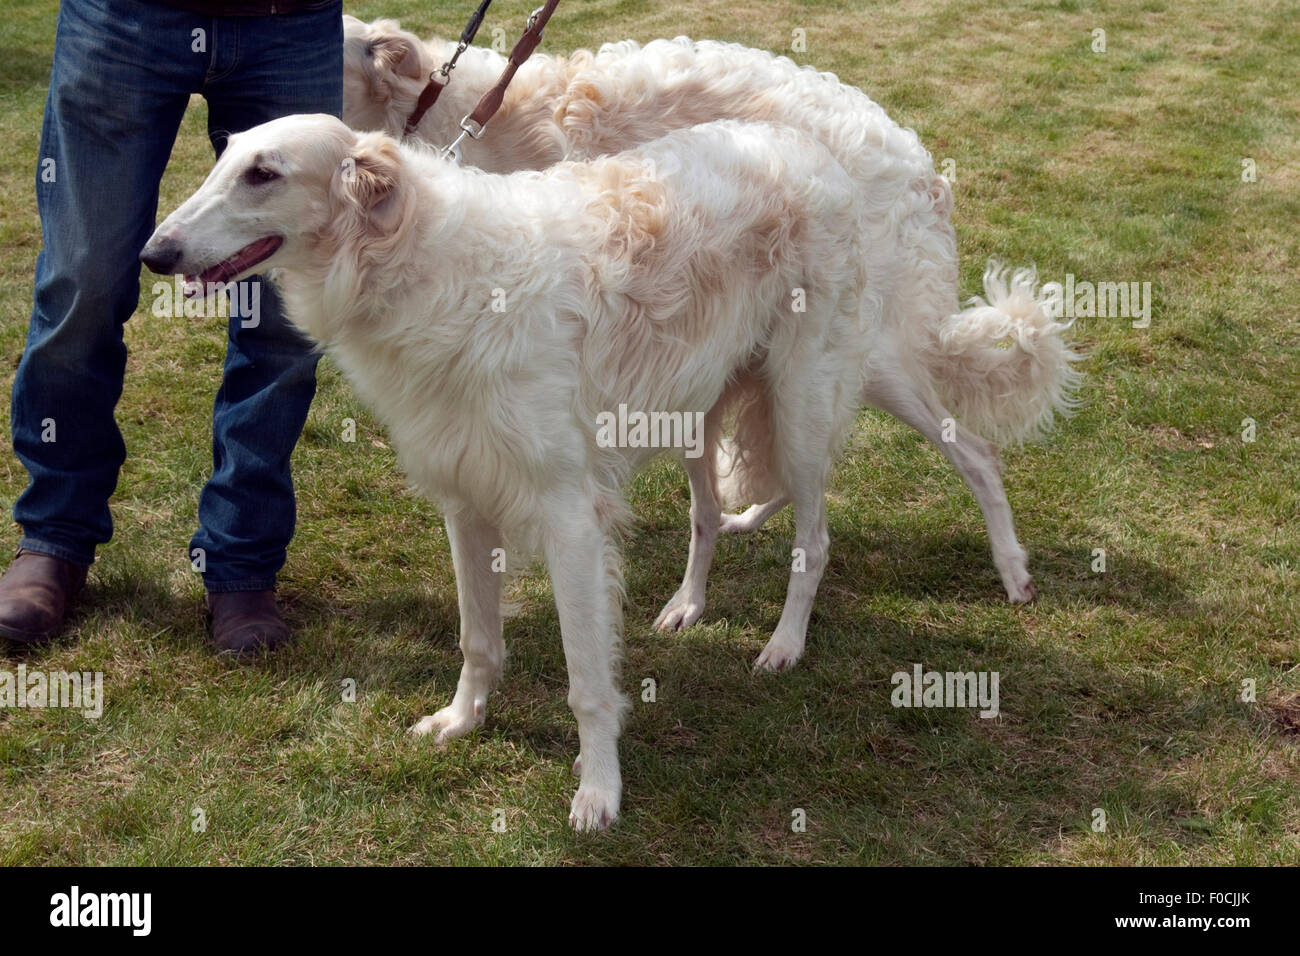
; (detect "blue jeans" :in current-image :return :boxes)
[12,0,342,593]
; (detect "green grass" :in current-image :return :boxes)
[1,0,1298,864]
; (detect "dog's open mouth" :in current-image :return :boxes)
[183,236,283,296]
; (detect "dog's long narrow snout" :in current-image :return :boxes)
[139,235,184,275]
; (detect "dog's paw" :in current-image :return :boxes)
[409,699,485,745]
[654,590,706,632]
[719,508,765,535]
[1006,578,1036,604]
[753,633,804,673]
[995,552,1036,604]
[569,785,619,832]
[1000,566,1036,604]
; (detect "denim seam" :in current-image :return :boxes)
[16,536,94,567]
[203,18,242,86]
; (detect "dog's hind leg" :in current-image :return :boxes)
[753,479,829,672]
[543,493,629,831]
[863,368,1035,603]
[753,381,837,673]
[654,438,724,633]
[411,507,506,744]
[719,493,790,534]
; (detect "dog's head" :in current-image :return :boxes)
[342,15,429,134]
[140,114,413,295]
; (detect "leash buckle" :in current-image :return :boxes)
[458,115,486,140]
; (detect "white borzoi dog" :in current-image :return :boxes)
[141,113,1077,829]
[343,16,1083,608]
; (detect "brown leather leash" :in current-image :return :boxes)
[403,0,494,138]
[440,0,561,160]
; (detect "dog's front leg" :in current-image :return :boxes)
[411,507,505,744]
[543,495,628,831]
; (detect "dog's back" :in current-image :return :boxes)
[563,38,930,184]
[559,121,870,472]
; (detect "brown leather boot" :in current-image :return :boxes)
[207,589,291,658]
[0,549,89,645]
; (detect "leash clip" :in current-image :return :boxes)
[440,40,469,80]
[441,114,484,160]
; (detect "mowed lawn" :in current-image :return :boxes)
[0,0,1297,865]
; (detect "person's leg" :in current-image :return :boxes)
[188,4,343,605]
[3,0,203,640]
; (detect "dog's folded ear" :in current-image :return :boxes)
[370,28,425,82]
[334,134,407,234]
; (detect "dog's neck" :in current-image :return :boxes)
[274,154,595,500]
[281,154,583,388]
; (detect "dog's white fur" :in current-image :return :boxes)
[143,108,1078,829]
[343,16,1084,608]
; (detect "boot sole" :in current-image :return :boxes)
[0,620,57,645]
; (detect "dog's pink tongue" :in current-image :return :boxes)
[191,236,284,292]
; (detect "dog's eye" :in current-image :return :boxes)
[245,165,279,185]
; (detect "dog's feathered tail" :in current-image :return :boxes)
[712,371,782,512]
[925,261,1084,446]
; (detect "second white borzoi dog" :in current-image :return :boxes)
[141,114,1077,829]
[344,16,1083,610]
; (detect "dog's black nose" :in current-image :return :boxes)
[139,238,183,275]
